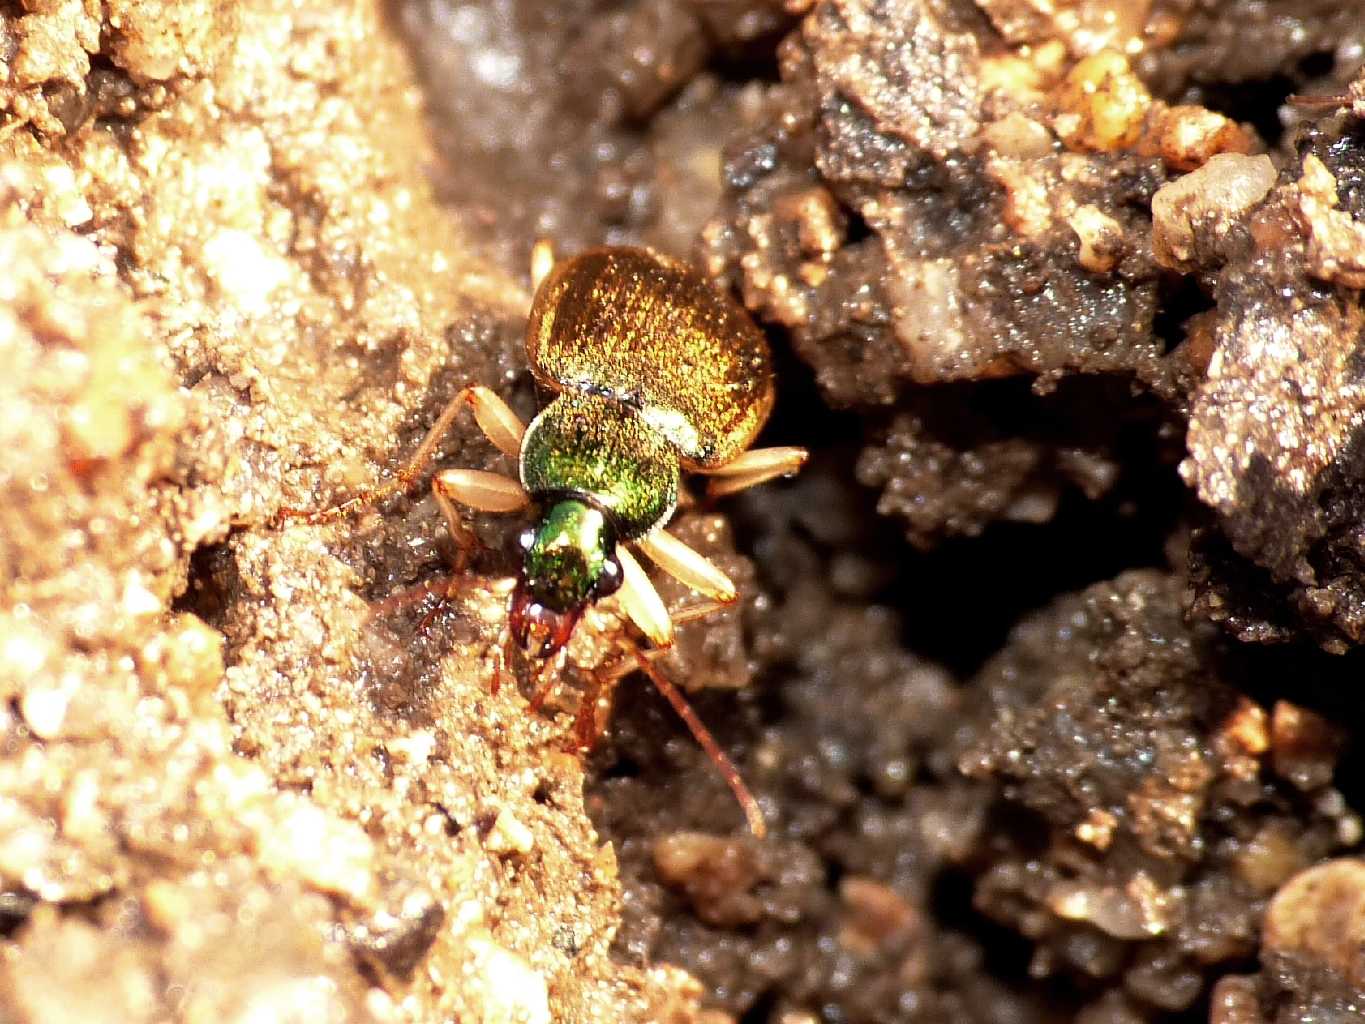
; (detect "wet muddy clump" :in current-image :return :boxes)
[5,1,1365,1023]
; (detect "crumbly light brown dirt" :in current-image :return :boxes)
[0,2,703,1022]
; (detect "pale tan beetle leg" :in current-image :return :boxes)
[703,445,809,499]
[367,469,526,623]
[636,529,738,603]
[433,468,530,514]
[669,599,733,627]
[461,386,527,458]
[530,239,556,293]
[399,470,532,686]
[615,546,675,648]
[598,599,732,686]
[431,467,529,571]
[278,384,526,524]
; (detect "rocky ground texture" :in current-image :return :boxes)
[3,1,1365,1022]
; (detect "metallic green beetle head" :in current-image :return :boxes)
[509,497,623,657]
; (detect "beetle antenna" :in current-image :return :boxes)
[624,640,766,839]
[367,574,452,619]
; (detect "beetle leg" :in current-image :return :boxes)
[597,599,730,688]
[490,623,516,697]
[569,671,613,753]
[277,385,526,525]
[430,469,526,579]
[370,471,527,634]
[530,239,556,293]
[433,469,527,582]
[669,599,733,627]
[433,468,530,513]
[1287,91,1352,110]
[636,529,737,603]
[431,479,479,571]
[615,546,675,648]
[368,573,455,619]
[463,386,528,457]
[702,445,809,499]
[527,654,563,714]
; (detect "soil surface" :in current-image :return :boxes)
[3,1,1365,1022]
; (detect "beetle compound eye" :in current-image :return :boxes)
[594,556,623,599]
